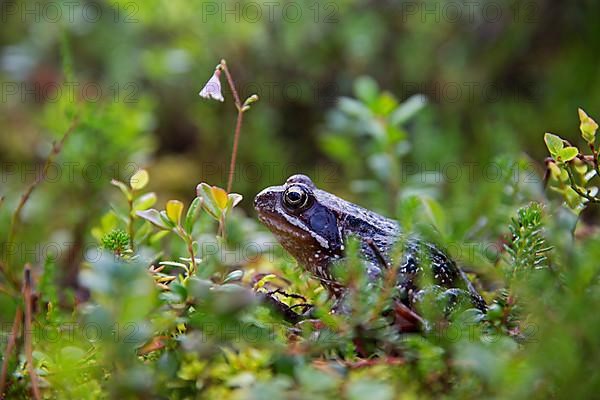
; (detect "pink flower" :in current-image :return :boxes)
[199,66,224,102]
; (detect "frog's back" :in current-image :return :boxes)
[318,190,486,311]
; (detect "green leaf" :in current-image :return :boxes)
[565,187,583,209]
[196,182,230,220]
[184,197,203,233]
[136,209,170,230]
[390,94,427,126]
[354,76,379,104]
[579,108,598,144]
[130,169,149,190]
[133,192,157,211]
[421,196,447,236]
[544,133,564,157]
[159,261,188,269]
[111,179,131,200]
[159,210,176,229]
[373,92,398,116]
[558,146,578,162]
[338,97,372,119]
[196,182,218,219]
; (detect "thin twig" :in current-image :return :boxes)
[220,60,244,194]
[0,307,23,399]
[220,60,241,109]
[186,239,198,276]
[589,143,600,179]
[23,266,41,400]
[3,117,79,286]
[226,110,244,194]
[566,164,600,204]
[127,196,135,252]
[7,117,79,246]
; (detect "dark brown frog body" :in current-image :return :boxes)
[254,174,486,312]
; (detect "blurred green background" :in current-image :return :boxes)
[1,0,599,283]
[2,1,600,398]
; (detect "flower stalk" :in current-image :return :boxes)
[199,59,259,193]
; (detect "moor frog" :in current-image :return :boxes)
[254,174,486,315]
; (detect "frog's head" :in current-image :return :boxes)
[254,174,344,268]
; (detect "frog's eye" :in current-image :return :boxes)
[283,186,309,210]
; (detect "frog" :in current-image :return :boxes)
[254,174,487,318]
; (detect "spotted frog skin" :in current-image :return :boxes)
[254,174,486,313]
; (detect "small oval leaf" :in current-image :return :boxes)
[579,108,598,144]
[133,192,157,211]
[544,133,564,157]
[558,147,578,162]
[111,179,131,200]
[166,200,184,225]
[184,197,203,233]
[130,169,149,191]
[136,209,169,230]
[211,186,228,210]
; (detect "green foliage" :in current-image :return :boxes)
[1,10,600,394]
[504,203,550,278]
[320,76,426,211]
[544,108,600,213]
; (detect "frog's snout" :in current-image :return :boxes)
[253,188,267,211]
[253,192,260,210]
[254,185,287,218]
[254,187,276,213]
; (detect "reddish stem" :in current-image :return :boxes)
[0,307,23,398]
[227,110,244,193]
[23,266,41,400]
[220,61,243,194]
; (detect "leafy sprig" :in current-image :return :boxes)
[544,108,600,212]
[504,202,551,279]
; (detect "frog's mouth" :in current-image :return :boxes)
[256,208,312,242]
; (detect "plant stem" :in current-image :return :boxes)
[227,110,244,194]
[3,117,79,286]
[566,164,600,204]
[127,196,135,252]
[23,266,41,400]
[0,306,22,398]
[590,143,600,179]
[186,240,197,276]
[220,60,243,194]
[220,60,242,109]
